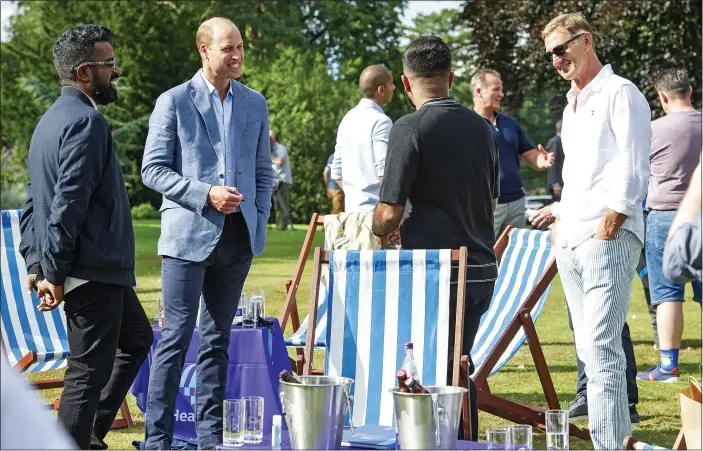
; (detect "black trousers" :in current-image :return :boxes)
[57,282,153,449]
[448,280,496,442]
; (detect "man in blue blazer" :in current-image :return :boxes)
[141,17,273,449]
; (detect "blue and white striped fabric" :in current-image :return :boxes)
[1,209,70,372]
[324,249,452,427]
[471,228,553,378]
[283,273,328,348]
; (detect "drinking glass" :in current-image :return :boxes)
[486,428,509,449]
[244,290,265,328]
[223,399,245,447]
[508,425,533,450]
[233,292,246,324]
[242,396,264,444]
[546,410,569,450]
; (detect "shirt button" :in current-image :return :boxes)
[219,174,224,179]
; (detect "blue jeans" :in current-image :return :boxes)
[646,211,702,305]
[144,215,253,449]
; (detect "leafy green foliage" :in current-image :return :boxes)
[0,0,407,216]
[459,0,702,118]
[130,202,160,219]
[245,47,357,222]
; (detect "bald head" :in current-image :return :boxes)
[359,64,393,99]
[196,17,237,51]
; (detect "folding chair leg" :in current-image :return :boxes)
[110,399,134,429]
[459,356,472,441]
[519,308,560,409]
[673,428,687,450]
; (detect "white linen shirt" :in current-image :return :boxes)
[331,98,392,212]
[552,64,651,248]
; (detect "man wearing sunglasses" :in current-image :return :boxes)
[536,12,651,449]
[19,24,153,449]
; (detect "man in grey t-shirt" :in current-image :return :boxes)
[637,69,702,383]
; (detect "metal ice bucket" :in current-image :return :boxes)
[390,386,468,449]
[279,376,354,450]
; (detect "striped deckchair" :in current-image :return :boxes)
[302,247,472,436]
[1,209,69,372]
[0,209,133,428]
[471,226,589,441]
[280,212,380,374]
[623,434,681,450]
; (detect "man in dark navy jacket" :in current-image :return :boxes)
[18,24,152,450]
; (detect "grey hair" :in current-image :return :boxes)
[470,69,501,94]
[52,24,113,83]
[654,69,691,97]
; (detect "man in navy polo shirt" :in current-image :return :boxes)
[471,69,555,238]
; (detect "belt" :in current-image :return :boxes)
[225,212,244,224]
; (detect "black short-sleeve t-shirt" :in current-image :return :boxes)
[379,98,499,282]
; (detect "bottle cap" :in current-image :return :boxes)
[396,369,407,378]
[404,342,414,349]
[404,377,415,386]
[273,415,282,426]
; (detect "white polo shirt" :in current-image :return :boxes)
[331,98,392,212]
[552,64,651,248]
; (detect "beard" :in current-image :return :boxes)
[92,72,119,105]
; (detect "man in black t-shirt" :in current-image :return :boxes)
[371,36,499,441]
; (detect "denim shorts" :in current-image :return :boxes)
[646,210,702,305]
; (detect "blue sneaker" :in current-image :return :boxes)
[636,364,680,383]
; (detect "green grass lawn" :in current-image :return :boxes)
[29,220,701,450]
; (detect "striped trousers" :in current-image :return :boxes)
[555,229,641,449]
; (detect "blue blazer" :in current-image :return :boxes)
[142,72,273,260]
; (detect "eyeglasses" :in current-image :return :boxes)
[73,59,118,71]
[542,33,584,63]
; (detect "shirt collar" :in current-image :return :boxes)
[200,70,233,98]
[358,98,384,113]
[566,64,613,103]
[66,86,98,109]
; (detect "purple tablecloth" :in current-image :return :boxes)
[130,318,292,443]
[215,429,488,450]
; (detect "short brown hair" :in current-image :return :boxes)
[542,12,595,51]
[470,69,501,94]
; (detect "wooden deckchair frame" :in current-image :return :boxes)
[279,213,325,374]
[474,225,590,442]
[6,346,134,429]
[301,246,473,439]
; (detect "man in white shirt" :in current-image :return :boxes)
[331,64,394,212]
[535,12,651,449]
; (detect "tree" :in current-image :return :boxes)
[1,1,410,214]
[403,7,473,106]
[459,0,702,118]
[246,47,357,221]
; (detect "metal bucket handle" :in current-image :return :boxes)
[345,384,355,435]
[430,393,441,447]
[279,391,286,415]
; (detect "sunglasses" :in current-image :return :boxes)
[542,33,584,63]
[73,59,118,72]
